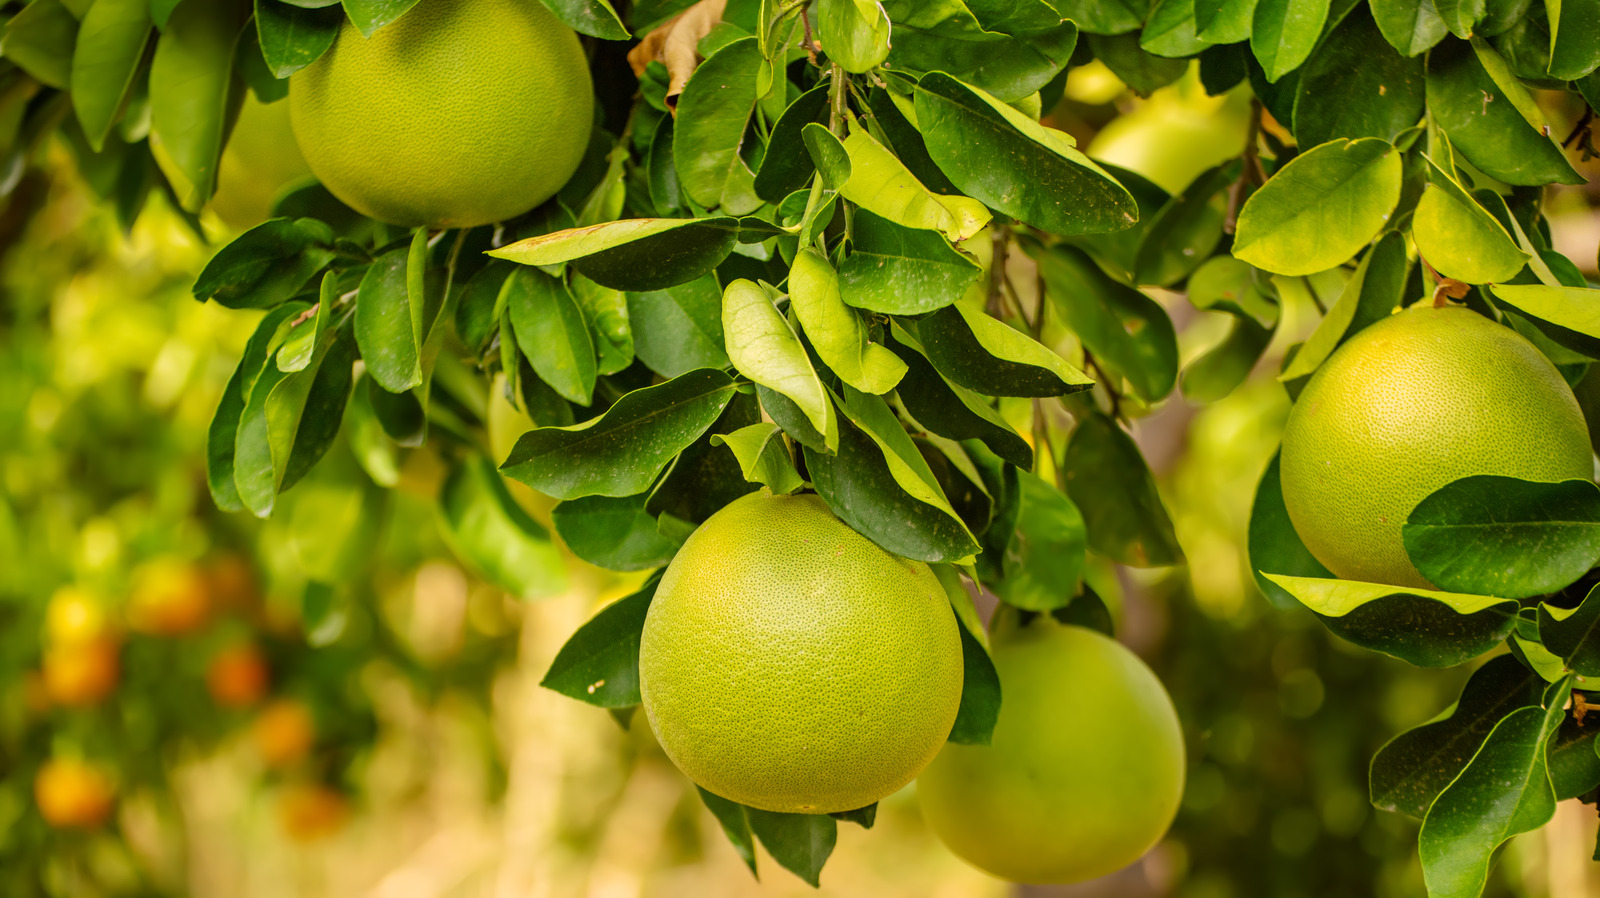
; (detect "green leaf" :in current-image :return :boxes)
[254,0,337,78]
[884,1,1078,101]
[1,0,78,88]
[1278,231,1407,383]
[722,279,837,447]
[1541,584,1600,681]
[1492,284,1600,357]
[1036,243,1178,402]
[1370,654,1542,817]
[1180,313,1275,402]
[438,456,566,599]
[1418,679,1569,898]
[713,421,804,495]
[1049,0,1144,33]
[837,210,982,315]
[340,0,423,37]
[1232,137,1402,276]
[277,272,335,373]
[1196,0,1259,42]
[1413,167,1530,285]
[354,248,422,393]
[537,0,629,40]
[1062,413,1183,567]
[208,303,306,512]
[828,803,878,828]
[789,248,907,394]
[1251,0,1331,82]
[501,368,738,500]
[487,218,741,292]
[1263,573,1519,666]
[1425,40,1583,187]
[192,217,335,310]
[571,274,633,377]
[1133,162,1235,287]
[1141,0,1209,57]
[1248,451,1334,610]
[918,304,1094,397]
[1403,476,1600,600]
[746,808,837,887]
[541,575,658,706]
[1434,0,1484,35]
[1187,256,1281,328]
[1548,0,1600,80]
[234,306,345,517]
[913,72,1138,236]
[1547,712,1600,800]
[837,127,991,242]
[1087,32,1189,96]
[753,84,829,203]
[626,276,730,378]
[673,37,762,213]
[71,0,153,151]
[1291,9,1425,147]
[278,329,356,492]
[889,328,1034,471]
[505,262,595,403]
[992,471,1087,611]
[148,0,245,211]
[816,0,890,72]
[696,788,758,876]
[1370,0,1448,55]
[645,391,762,527]
[933,566,1002,745]
[551,493,681,571]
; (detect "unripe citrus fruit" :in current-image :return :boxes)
[45,585,109,646]
[918,618,1184,884]
[211,94,313,230]
[207,644,270,708]
[288,0,593,228]
[127,558,212,636]
[42,637,119,707]
[639,492,963,814]
[1280,305,1593,588]
[35,758,115,829]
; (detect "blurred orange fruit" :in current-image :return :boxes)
[206,644,270,708]
[278,782,349,842]
[35,758,115,829]
[254,699,316,769]
[204,553,260,612]
[45,586,110,645]
[127,558,211,636]
[43,637,119,707]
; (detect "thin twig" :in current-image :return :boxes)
[1564,107,1595,149]
[1224,99,1265,235]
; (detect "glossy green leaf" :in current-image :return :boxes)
[438,456,566,599]
[722,279,837,447]
[1251,0,1331,82]
[340,0,423,37]
[816,0,890,72]
[747,808,837,887]
[488,218,741,292]
[354,249,421,393]
[1049,0,1143,33]
[1418,679,1569,898]
[644,391,762,528]
[890,328,1033,471]
[1370,654,1542,817]
[192,217,335,310]
[1,0,78,88]
[1180,314,1275,402]
[552,494,680,572]
[1412,163,1530,285]
[673,37,762,213]
[501,368,738,500]
[1547,713,1600,800]
[838,128,990,242]
[1062,413,1183,567]
[1403,476,1600,600]
[712,422,804,495]
[1292,9,1424,146]
[913,73,1138,236]
[1426,40,1583,187]
[789,248,907,394]
[255,0,338,78]
[934,566,1001,745]
[1264,573,1518,666]
[1540,583,1600,678]
[208,303,305,512]
[992,471,1087,611]
[1087,32,1189,96]
[697,788,758,875]
[148,0,245,211]
[277,329,355,493]
[1278,232,1407,382]
[1232,138,1402,276]
[1196,0,1259,41]
[1549,0,1600,79]
[277,272,334,373]
[837,210,982,316]
[1248,452,1334,610]
[541,575,658,706]
[1037,244,1178,402]
[884,1,1078,101]
[918,303,1094,397]
[1186,256,1281,328]
[753,84,829,203]
[1492,284,1600,357]
[626,275,729,378]
[71,0,153,151]
[1141,0,1208,57]
[537,0,629,40]
[1370,0,1448,55]
[1133,162,1235,287]
[571,275,632,377]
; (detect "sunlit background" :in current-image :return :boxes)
[4,63,1600,898]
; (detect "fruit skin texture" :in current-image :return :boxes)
[1280,305,1593,588]
[288,0,593,229]
[639,492,963,814]
[35,758,115,829]
[918,619,1185,884]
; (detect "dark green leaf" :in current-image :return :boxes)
[753,84,829,203]
[1049,0,1144,33]
[673,37,762,213]
[1,0,78,88]
[1181,313,1275,402]
[355,248,421,392]
[454,259,512,353]
[746,808,837,887]
[948,597,1002,744]
[1292,8,1424,146]
[645,391,762,526]
[552,493,680,572]
[1370,0,1448,55]
[208,303,305,512]
[828,803,878,828]
[505,266,597,405]
[71,0,153,151]
[541,575,658,706]
[1248,452,1334,610]
[1087,32,1188,96]
[890,329,1033,471]
[537,0,629,39]
[149,0,245,210]
[1036,243,1178,402]
[1062,413,1183,567]
[279,327,356,492]
[439,456,566,599]
[340,0,423,37]
[1133,161,1235,287]
[697,788,758,876]
[193,217,335,309]
[712,422,805,495]
[1196,0,1259,42]
[884,1,1078,101]
[1548,713,1600,800]
[1434,0,1484,35]
[488,218,742,292]
[255,0,337,77]
[913,72,1138,236]
[918,303,1094,397]
[1548,0,1600,79]
[838,210,982,315]
[1141,0,1208,57]
[501,368,738,499]
[1426,40,1583,187]
[992,471,1087,611]
[1403,476,1600,600]
[626,275,730,378]
[1370,654,1542,817]
[1251,0,1331,82]
[1540,583,1600,678]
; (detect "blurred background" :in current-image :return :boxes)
[4,64,1600,898]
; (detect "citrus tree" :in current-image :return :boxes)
[8,0,1600,893]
